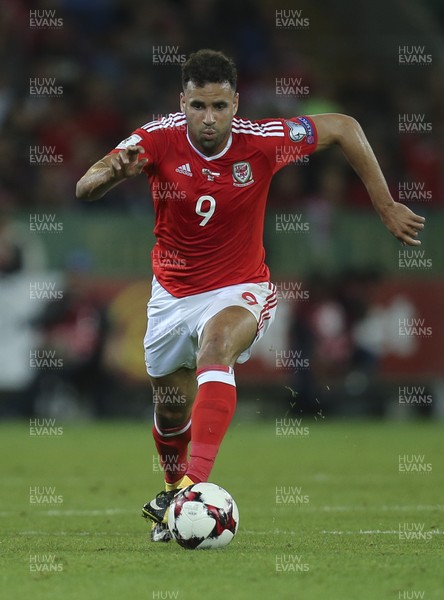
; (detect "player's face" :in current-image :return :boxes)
[180,82,239,156]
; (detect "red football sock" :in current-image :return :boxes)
[187,365,237,483]
[152,416,191,484]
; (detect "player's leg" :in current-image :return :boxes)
[150,366,197,490]
[186,305,257,483]
[142,277,199,494]
[143,280,276,534]
[143,306,256,528]
[142,367,197,541]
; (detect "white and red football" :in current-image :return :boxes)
[168,482,239,549]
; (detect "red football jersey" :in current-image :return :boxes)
[110,113,318,297]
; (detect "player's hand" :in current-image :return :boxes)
[379,201,425,246]
[109,145,148,181]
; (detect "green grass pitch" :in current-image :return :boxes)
[1,418,443,599]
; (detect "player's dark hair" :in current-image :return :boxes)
[182,49,237,90]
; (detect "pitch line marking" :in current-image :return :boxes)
[13,529,444,537]
[320,529,444,535]
[300,504,444,512]
[1,504,443,519]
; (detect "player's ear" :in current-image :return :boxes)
[180,92,185,112]
[233,92,239,116]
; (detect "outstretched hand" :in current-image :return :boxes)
[109,145,148,181]
[379,201,425,246]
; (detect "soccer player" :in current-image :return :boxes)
[76,49,425,542]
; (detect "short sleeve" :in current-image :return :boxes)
[259,115,318,174]
[108,124,168,168]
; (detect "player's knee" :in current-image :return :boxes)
[198,307,257,368]
[197,334,234,367]
[154,398,190,426]
[151,383,190,419]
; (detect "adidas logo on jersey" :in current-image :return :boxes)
[175,163,193,177]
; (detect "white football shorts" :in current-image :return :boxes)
[144,277,277,377]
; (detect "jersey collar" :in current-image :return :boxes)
[186,129,232,161]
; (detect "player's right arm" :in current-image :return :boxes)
[75,145,148,201]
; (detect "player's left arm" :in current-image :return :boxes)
[310,113,425,246]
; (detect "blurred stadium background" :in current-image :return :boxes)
[1,0,443,422]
